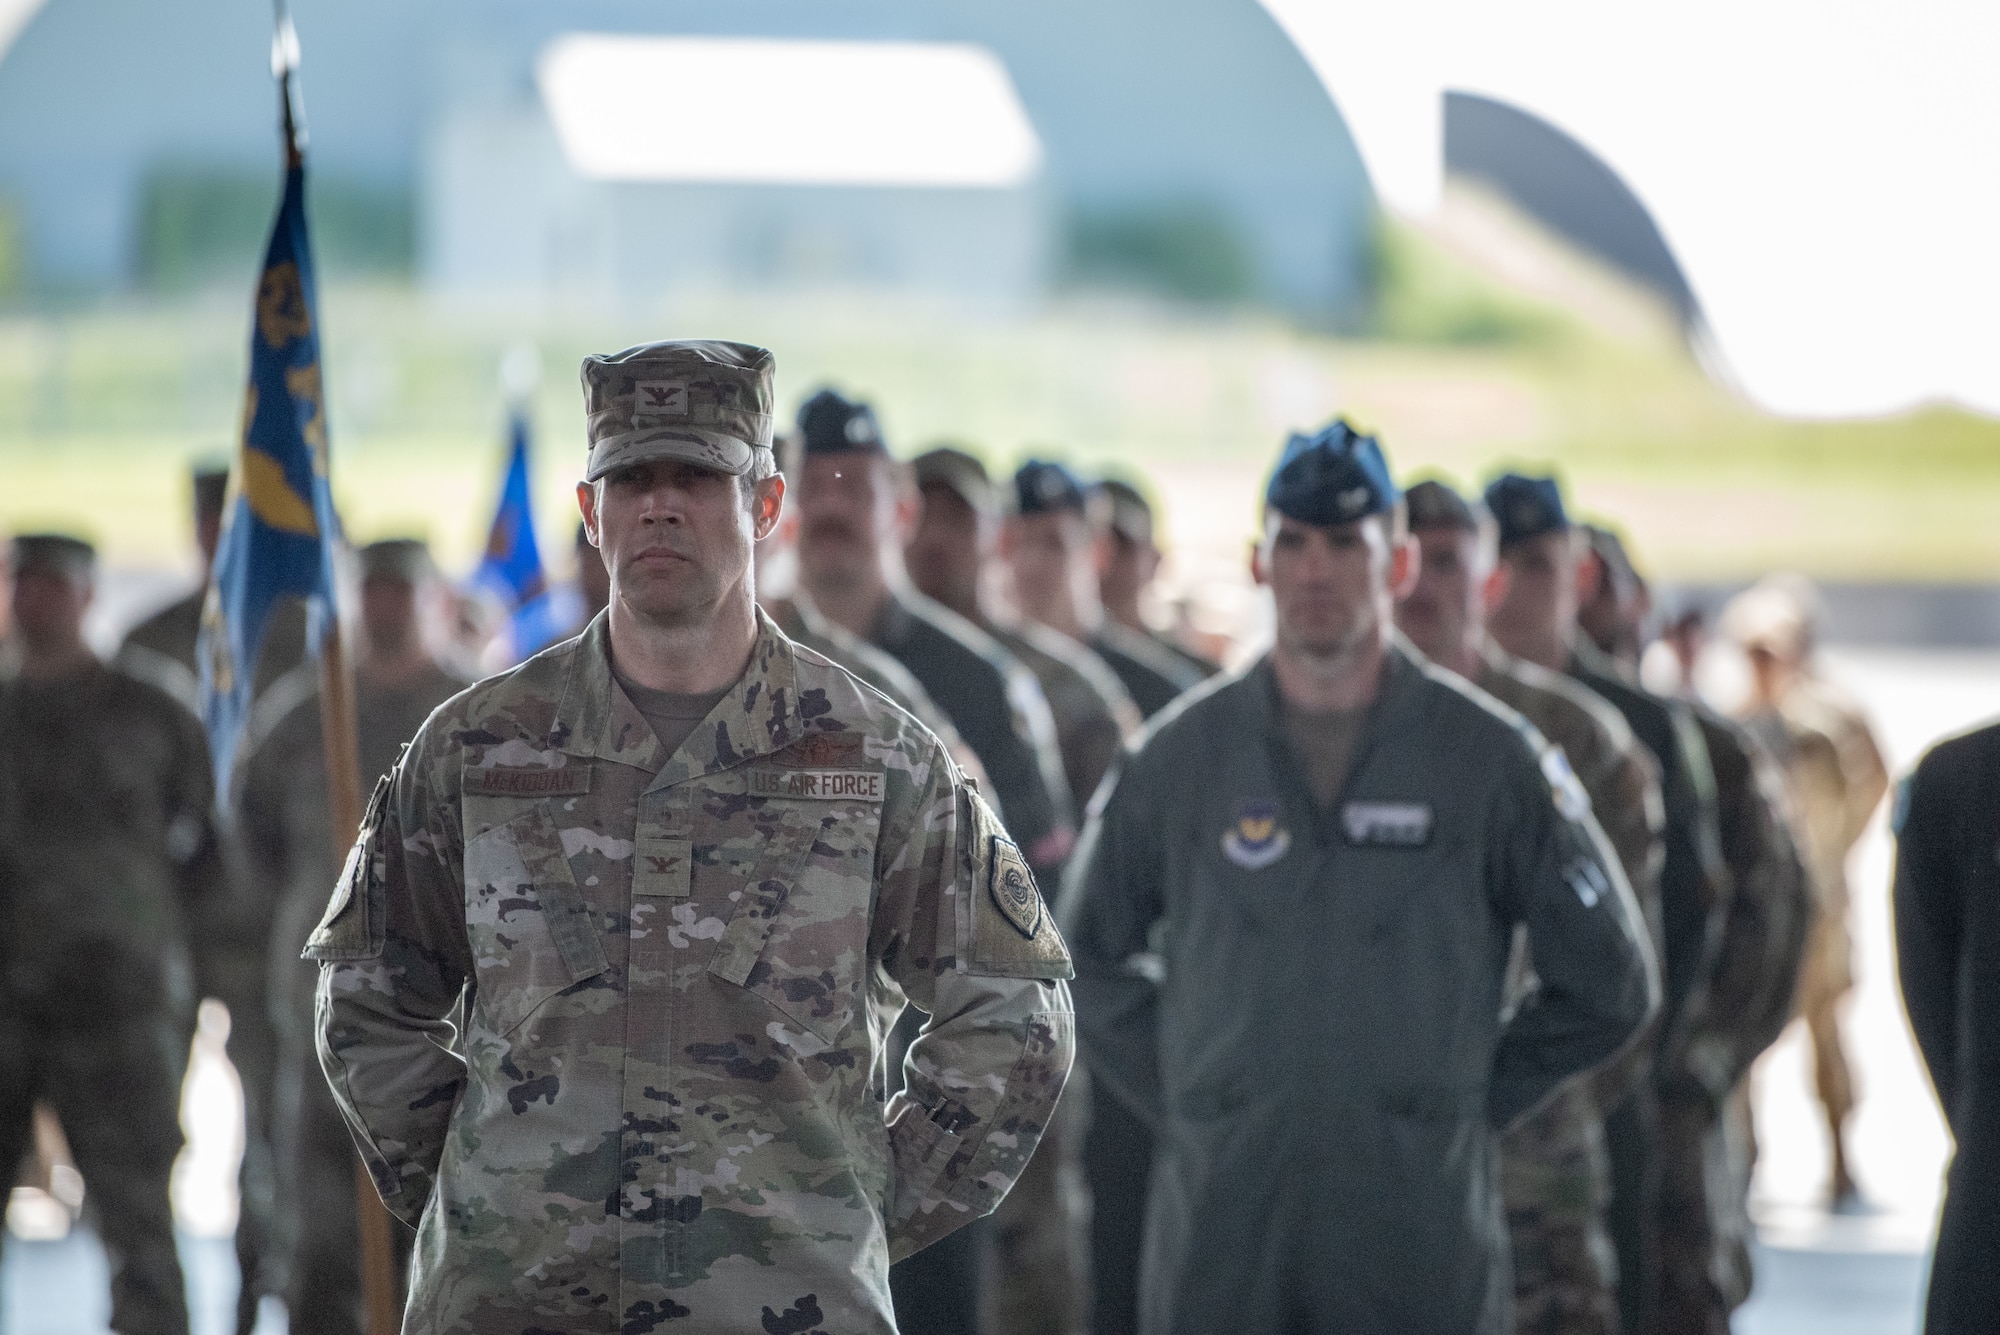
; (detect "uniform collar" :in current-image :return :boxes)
[1251,635,1428,839]
[552,606,819,787]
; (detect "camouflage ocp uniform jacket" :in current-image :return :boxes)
[307,611,1075,1334]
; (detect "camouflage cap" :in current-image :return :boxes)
[1404,478,1481,533]
[580,340,776,482]
[9,532,96,579]
[1096,477,1154,546]
[1721,573,1820,660]
[912,446,995,517]
[358,537,435,583]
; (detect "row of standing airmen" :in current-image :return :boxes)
[0,364,1916,1335]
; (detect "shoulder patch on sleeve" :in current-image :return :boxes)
[1540,744,1593,822]
[304,772,391,962]
[963,787,1073,980]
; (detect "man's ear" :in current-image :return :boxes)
[575,481,600,547]
[1387,536,1421,601]
[1576,548,1604,604]
[1482,562,1512,613]
[1248,537,1269,588]
[751,474,785,541]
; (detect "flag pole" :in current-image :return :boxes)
[270,4,400,1332]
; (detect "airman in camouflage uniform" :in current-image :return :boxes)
[0,534,232,1335]
[242,539,465,1335]
[1005,460,1204,721]
[1722,575,1887,1206]
[115,463,303,1334]
[905,445,1127,1335]
[1485,474,1733,1334]
[909,445,1138,819]
[1400,481,1666,1335]
[309,341,1074,1334]
[1581,547,1814,1334]
[1094,477,1220,682]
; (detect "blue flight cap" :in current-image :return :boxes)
[1483,473,1570,548]
[1013,458,1091,516]
[797,388,886,457]
[1264,419,1399,526]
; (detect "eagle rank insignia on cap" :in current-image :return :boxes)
[1223,799,1291,870]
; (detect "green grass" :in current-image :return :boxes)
[2,252,1997,585]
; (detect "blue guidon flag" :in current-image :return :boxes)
[473,412,569,660]
[197,131,341,790]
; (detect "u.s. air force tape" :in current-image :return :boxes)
[748,768,884,801]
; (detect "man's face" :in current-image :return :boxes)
[1256,512,1406,663]
[1489,530,1579,651]
[1398,526,1484,664]
[359,575,419,656]
[577,458,779,628]
[905,483,985,613]
[9,567,90,651]
[793,453,899,591]
[1006,509,1091,622]
[1098,531,1158,611]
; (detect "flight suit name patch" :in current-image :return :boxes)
[749,768,883,801]
[1341,801,1433,847]
[1222,800,1291,869]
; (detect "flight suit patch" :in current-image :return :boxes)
[1341,801,1433,847]
[1222,799,1291,869]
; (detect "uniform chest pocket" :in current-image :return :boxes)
[464,799,610,1039]
[704,796,883,1047]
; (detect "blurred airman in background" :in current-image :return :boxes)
[1093,477,1219,682]
[1399,478,1665,1335]
[1724,575,1888,1208]
[1004,460,1204,721]
[0,533,232,1335]
[236,537,464,1335]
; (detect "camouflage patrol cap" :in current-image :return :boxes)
[1265,419,1398,526]
[912,446,995,516]
[9,532,96,579]
[1483,472,1569,548]
[358,538,434,583]
[1096,477,1154,546]
[1404,478,1481,533]
[580,340,776,482]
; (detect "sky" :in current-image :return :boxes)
[2,0,1995,419]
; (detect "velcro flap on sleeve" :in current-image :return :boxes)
[305,773,392,962]
[963,787,1074,980]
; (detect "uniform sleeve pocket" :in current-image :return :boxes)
[305,774,390,962]
[708,799,879,1045]
[465,799,609,1039]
